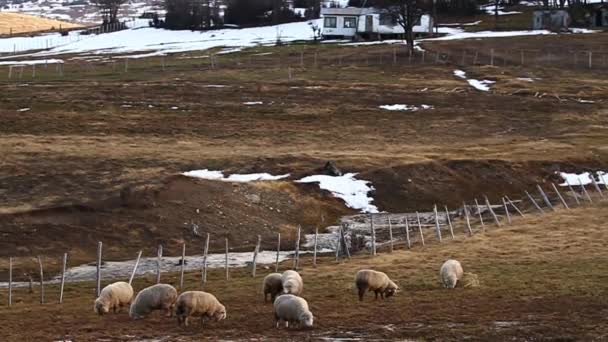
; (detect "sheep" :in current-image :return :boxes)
[94,281,134,315]
[175,291,227,327]
[440,259,464,289]
[273,294,313,329]
[263,273,283,303]
[355,269,399,301]
[129,283,178,319]
[281,270,303,296]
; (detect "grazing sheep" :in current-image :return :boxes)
[263,273,283,303]
[129,283,178,319]
[176,291,227,327]
[440,259,464,289]
[273,294,313,329]
[281,270,303,296]
[355,269,399,301]
[94,281,134,315]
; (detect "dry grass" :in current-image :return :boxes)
[1,203,608,340]
[0,13,81,35]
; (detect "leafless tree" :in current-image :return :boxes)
[92,0,127,24]
[377,0,424,55]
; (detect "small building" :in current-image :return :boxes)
[532,10,571,31]
[320,7,434,40]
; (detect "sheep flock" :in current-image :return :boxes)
[93,259,475,332]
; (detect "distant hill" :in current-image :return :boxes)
[0,12,82,35]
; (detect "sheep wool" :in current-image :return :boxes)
[176,291,227,327]
[94,281,134,315]
[281,270,303,296]
[263,273,283,303]
[440,259,464,289]
[355,269,399,301]
[129,283,178,319]
[273,294,313,329]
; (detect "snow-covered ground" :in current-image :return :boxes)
[380,104,433,112]
[454,69,495,92]
[558,171,608,186]
[297,173,378,213]
[182,169,290,182]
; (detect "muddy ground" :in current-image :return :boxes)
[1,33,607,277]
[1,203,607,341]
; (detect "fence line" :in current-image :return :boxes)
[2,181,605,307]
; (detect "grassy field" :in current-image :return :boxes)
[1,202,607,340]
[0,13,81,35]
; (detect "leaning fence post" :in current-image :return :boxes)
[505,195,525,217]
[37,256,44,304]
[525,191,545,214]
[275,233,281,272]
[537,185,555,211]
[474,198,486,231]
[129,250,142,285]
[388,217,394,253]
[590,175,603,197]
[370,214,377,255]
[579,180,592,203]
[444,206,455,239]
[201,233,210,287]
[565,180,580,205]
[335,226,342,261]
[96,241,102,297]
[179,243,186,290]
[8,257,12,307]
[416,212,425,246]
[252,235,261,277]
[551,183,570,209]
[341,223,350,259]
[225,238,229,280]
[433,205,442,242]
[156,245,162,284]
[463,203,473,235]
[312,228,318,268]
[502,197,512,224]
[484,195,501,227]
[293,226,301,270]
[404,218,411,248]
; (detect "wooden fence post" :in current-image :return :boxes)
[37,256,44,304]
[96,241,102,297]
[502,197,512,224]
[156,245,162,284]
[341,223,351,259]
[275,233,281,272]
[463,203,473,235]
[370,214,377,255]
[525,191,545,214]
[313,228,318,268]
[433,205,442,242]
[225,238,229,280]
[474,198,486,231]
[404,218,411,249]
[590,176,603,197]
[444,206,455,239]
[504,196,525,217]
[8,257,12,307]
[252,235,261,277]
[565,180,580,206]
[537,185,555,211]
[579,180,592,203]
[551,183,570,209]
[201,233,210,287]
[179,243,186,291]
[294,226,301,270]
[484,196,501,227]
[388,217,394,253]
[416,212,425,246]
[129,250,142,285]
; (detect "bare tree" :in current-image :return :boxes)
[92,0,127,24]
[377,0,424,55]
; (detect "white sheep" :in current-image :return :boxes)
[129,283,178,319]
[263,273,283,303]
[175,291,227,327]
[94,281,134,315]
[281,270,303,296]
[273,294,313,329]
[355,269,399,301]
[440,259,464,289]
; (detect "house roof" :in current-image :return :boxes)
[320,7,376,16]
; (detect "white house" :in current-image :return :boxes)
[320,7,434,40]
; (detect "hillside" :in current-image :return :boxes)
[0,12,81,35]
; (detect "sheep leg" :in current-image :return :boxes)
[357,286,366,301]
[380,291,385,299]
[113,305,118,313]
[374,290,379,300]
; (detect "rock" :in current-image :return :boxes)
[245,193,261,204]
[324,161,342,176]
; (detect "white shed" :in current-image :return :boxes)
[321,7,434,39]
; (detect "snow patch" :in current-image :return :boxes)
[517,77,535,82]
[0,59,63,66]
[17,108,31,112]
[379,104,434,111]
[244,101,263,105]
[558,171,608,186]
[297,173,378,213]
[454,69,495,92]
[183,169,289,182]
